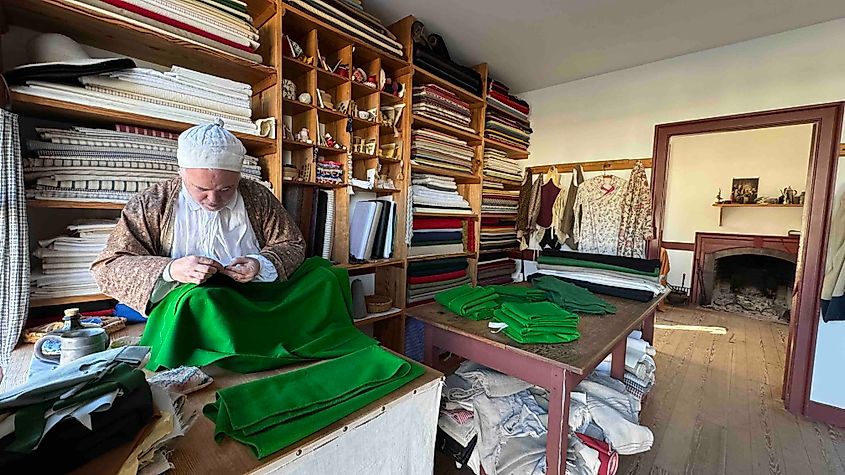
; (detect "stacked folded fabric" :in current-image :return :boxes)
[413,84,475,133]
[410,217,465,258]
[435,285,499,321]
[477,252,516,286]
[533,250,665,302]
[412,128,474,173]
[480,217,517,251]
[485,79,532,151]
[315,159,344,185]
[30,219,118,300]
[483,148,523,183]
[492,301,580,344]
[411,173,473,215]
[532,275,617,315]
[407,257,470,306]
[24,126,267,203]
[284,0,403,57]
[413,23,483,96]
[481,184,519,215]
[13,66,261,136]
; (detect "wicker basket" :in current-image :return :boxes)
[366,295,393,314]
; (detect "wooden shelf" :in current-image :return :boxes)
[411,115,482,145]
[412,65,484,106]
[380,91,404,104]
[317,107,349,121]
[6,0,277,88]
[30,293,113,308]
[341,258,405,271]
[27,199,125,210]
[712,203,803,208]
[283,55,315,76]
[411,164,480,184]
[283,98,314,116]
[317,68,350,89]
[413,212,479,220]
[484,140,530,159]
[353,308,402,327]
[282,138,314,150]
[408,251,477,263]
[11,92,276,155]
[352,185,400,194]
[284,180,347,188]
[352,81,380,98]
[481,213,518,219]
[480,248,519,255]
[379,156,402,164]
[351,117,379,130]
[315,144,348,155]
[351,152,378,161]
[483,176,523,188]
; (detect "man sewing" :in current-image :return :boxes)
[91,119,306,315]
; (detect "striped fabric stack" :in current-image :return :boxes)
[485,78,532,151]
[409,217,465,258]
[411,128,474,173]
[477,252,517,285]
[480,217,517,252]
[24,125,268,204]
[483,148,523,183]
[75,0,263,63]
[481,181,519,215]
[315,159,344,185]
[30,219,117,301]
[411,174,473,216]
[412,84,475,133]
[406,256,471,306]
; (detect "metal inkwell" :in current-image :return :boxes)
[34,308,109,365]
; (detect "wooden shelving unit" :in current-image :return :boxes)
[27,200,126,210]
[30,294,114,309]
[712,203,803,226]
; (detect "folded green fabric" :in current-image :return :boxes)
[142,257,376,372]
[493,310,580,344]
[531,275,617,315]
[435,284,500,320]
[204,346,423,458]
[536,255,659,277]
[484,285,547,302]
[491,301,581,344]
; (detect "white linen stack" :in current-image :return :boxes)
[483,148,523,183]
[411,128,475,173]
[30,219,118,300]
[411,173,473,215]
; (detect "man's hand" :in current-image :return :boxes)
[222,256,260,283]
[169,256,223,284]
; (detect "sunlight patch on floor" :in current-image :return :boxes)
[654,323,727,335]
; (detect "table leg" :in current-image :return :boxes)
[546,369,570,475]
[611,338,626,381]
[642,309,655,345]
[423,325,437,369]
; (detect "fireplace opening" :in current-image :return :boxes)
[703,252,796,322]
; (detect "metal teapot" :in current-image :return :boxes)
[782,187,796,204]
[34,308,109,365]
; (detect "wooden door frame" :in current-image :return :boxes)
[649,102,845,424]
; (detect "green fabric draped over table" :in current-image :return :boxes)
[140,257,422,459]
[435,284,499,320]
[536,255,660,277]
[531,275,617,315]
[492,301,580,344]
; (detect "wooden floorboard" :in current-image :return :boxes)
[431,306,845,475]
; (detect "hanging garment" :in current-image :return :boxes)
[559,165,585,249]
[515,173,542,249]
[616,162,653,258]
[822,191,845,322]
[0,109,29,368]
[573,175,627,255]
[535,169,562,228]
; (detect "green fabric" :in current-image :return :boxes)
[536,255,659,277]
[492,301,580,344]
[141,257,376,372]
[435,284,499,320]
[204,345,423,458]
[532,275,617,314]
[7,364,146,454]
[484,285,547,302]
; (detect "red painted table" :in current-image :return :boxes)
[406,291,665,475]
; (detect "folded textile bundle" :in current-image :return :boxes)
[284,0,403,57]
[24,125,268,203]
[532,275,617,315]
[13,65,263,136]
[412,20,483,95]
[483,148,524,183]
[477,251,516,286]
[485,79,532,151]
[482,186,520,215]
[407,257,470,305]
[410,217,466,258]
[573,373,653,455]
[412,84,476,133]
[315,159,344,185]
[492,301,580,345]
[412,128,474,173]
[411,173,473,215]
[30,219,118,300]
[480,217,518,254]
[534,250,664,301]
[435,284,500,321]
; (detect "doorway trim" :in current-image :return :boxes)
[649,102,845,423]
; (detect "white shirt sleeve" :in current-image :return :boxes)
[248,254,279,282]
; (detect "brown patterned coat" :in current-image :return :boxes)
[91,177,305,314]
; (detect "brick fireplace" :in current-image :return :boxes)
[690,233,800,320]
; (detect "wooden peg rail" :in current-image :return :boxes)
[526,158,652,175]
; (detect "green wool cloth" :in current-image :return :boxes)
[203,345,424,459]
[536,255,659,277]
[141,257,376,372]
[485,285,547,302]
[492,301,580,344]
[141,257,423,458]
[532,275,617,315]
[435,284,499,320]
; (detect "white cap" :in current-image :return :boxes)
[177,119,245,173]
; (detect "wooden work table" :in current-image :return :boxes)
[406,291,666,475]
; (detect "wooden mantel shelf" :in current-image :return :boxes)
[712,202,803,226]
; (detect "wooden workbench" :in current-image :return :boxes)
[406,292,665,475]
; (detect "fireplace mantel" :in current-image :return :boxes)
[690,232,800,305]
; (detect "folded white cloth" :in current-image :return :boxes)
[575,378,653,455]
